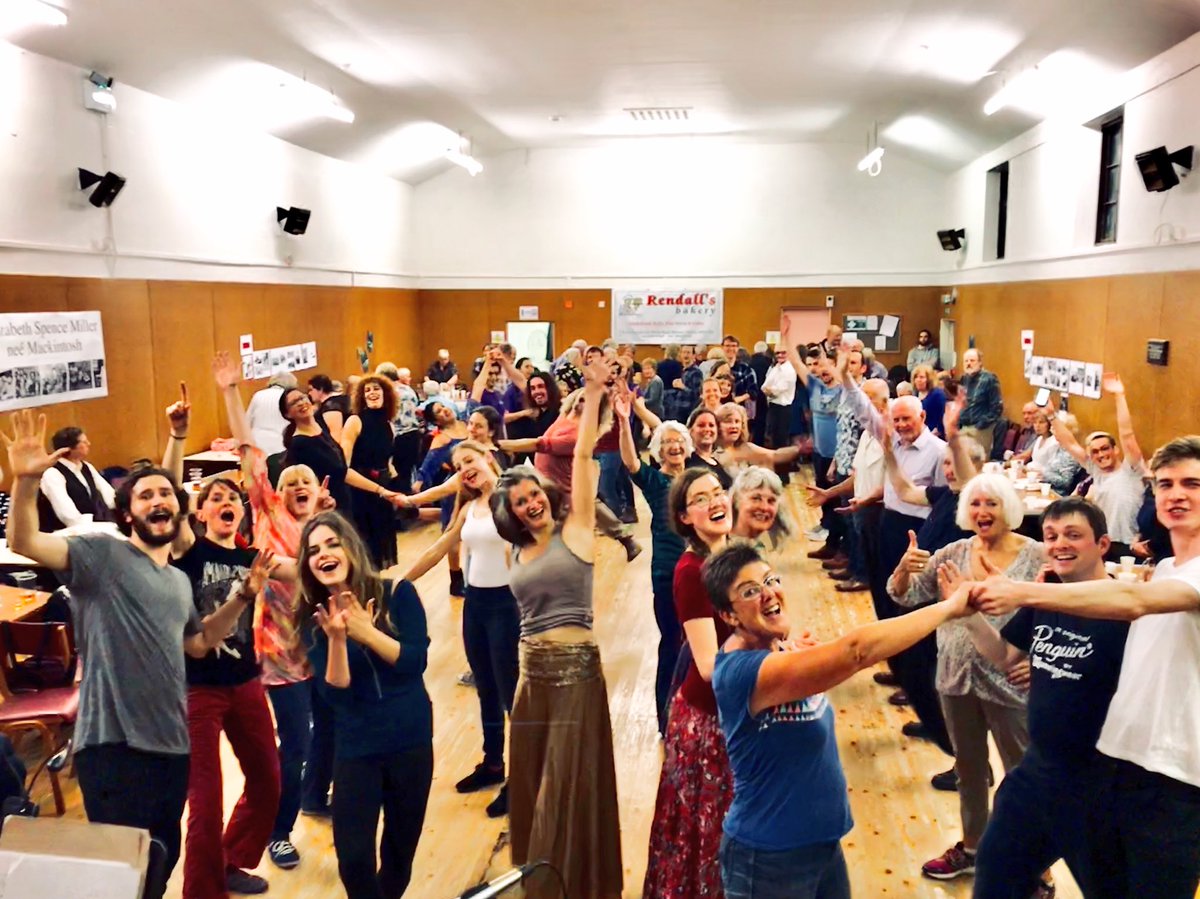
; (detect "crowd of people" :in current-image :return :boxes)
[3,325,1197,899]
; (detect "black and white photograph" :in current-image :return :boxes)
[14,367,41,399]
[1068,360,1086,395]
[0,370,14,402]
[68,360,94,390]
[91,359,105,390]
[37,363,66,396]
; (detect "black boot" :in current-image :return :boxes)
[449,568,465,597]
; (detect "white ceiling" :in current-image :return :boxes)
[8,0,1200,182]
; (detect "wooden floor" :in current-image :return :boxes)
[42,469,1084,899]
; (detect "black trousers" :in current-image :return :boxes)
[391,430,421,495]
[332,745,434,899]
[974,751,1096,898]
[462,584,520,766]
[871,509,953,756]
[813,453,846,549]
[75,743,190,899]
[1082,756,1200,899]
[765,403,792,449]
[652,573,681,736]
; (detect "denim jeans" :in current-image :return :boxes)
[267,678,336,840]
[598,451,632,518]
[462,584,520,765]
[720,836,851,899]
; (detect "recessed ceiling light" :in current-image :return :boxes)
[0,0,67,33]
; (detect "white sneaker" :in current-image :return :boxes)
[805,526,829,541]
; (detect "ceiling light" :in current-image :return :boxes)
[0,0,67,32]
[445,148,482,176]
[277,76,354,124]
[856,123,884,176]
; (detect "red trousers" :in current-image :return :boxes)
[184,679,282,899]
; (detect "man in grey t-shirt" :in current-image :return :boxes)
[3,409,263,897]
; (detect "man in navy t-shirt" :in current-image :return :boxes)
[961,498,1128,898]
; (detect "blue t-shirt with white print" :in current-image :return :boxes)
[713,648,853,850]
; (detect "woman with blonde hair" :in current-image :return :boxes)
[714,402,800,478]
[889,472,1044,882]
[403,441,515,818]
[730,465,795,546]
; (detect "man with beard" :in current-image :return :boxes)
[3,408,270,899]
[503,370,562,464]
[163,391,282,895]
[907,328,940,373]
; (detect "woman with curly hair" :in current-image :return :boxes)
[339,376,400,568]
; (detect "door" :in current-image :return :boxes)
[779,308,831,349]
[506,322,555,372]
[939,319,956,371]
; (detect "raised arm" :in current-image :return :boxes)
[162,383,196,558]
[3,411,71,570]
[564,359,608,538]
[1047,409,1087,465]
[630,393,663,432]
[973,564,1200,621]
[780,319,811,385]
[497,437,541,455]
[750,585,970,714]
[615,388,642,475]
[498,353,528,392]
[880,430,929,507]
[1102,374,1143,466]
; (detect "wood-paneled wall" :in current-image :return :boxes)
[955,272,1200,455]
[0,276,420,473]
[417,286,947,371]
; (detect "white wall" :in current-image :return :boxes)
[0,41,416,285]
[947,31,1200,283]
[412,140,954,287]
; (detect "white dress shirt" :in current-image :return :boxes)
[761,362,798,406]
[246,386,288,456]
[39,458,116,527]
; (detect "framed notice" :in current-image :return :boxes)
[611,288,723,344]
[0,311,107,411]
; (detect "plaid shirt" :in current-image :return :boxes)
[729,361,758,402]
[665,364,704,421]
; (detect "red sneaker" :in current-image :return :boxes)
[921,842,976,880]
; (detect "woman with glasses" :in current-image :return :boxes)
[643,467,734,898]
[705,542,972,899]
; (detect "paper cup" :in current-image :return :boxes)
[1120,555,1136,571]
[1040,483,1052,496]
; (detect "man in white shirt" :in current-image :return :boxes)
[973,434,1200,898]
[760,347,798,453]
[37,427,116,531]
[1049,373,1146,558]
[245,373,296,456]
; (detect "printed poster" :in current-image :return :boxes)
[611,288,723,344]
[0,311,107,412]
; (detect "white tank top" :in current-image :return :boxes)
[460,497,510,588]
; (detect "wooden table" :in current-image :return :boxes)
[182,450,241,481]
[0,585,49,624]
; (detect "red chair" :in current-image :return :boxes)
[0,622,79,815]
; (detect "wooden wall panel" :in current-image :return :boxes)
[148,282,218,461]
[956,272,1194,456]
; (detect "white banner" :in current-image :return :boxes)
[0,311,107,412]
[610,288,723,344]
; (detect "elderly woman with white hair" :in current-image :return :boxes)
[614,381,694,734]
[888,472,1045,883]
[730,465,795,547]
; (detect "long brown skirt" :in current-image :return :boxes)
[509,639,623,899]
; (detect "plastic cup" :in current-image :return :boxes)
[1120,555,1136,571]
[1040,483,1052,497]
[1104,561,1119,576]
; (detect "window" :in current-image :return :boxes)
[1096,117,1123,244]
[984,161,1009,261]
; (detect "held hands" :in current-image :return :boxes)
[1,410,69,480]
[803,484,829,507]
[900,530,931,575]
[936,559,967,599]
[968,556,1022,616]
[941,582,975,619]
[212,351,241,390]
[166,381,191,436]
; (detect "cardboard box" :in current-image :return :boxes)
[0,816,149,898]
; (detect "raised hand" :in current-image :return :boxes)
[582,357,611,392]
[244,549,279,597]
[611,379,632,418]
[900,529,931,575]
[314,600,348,641]
[937,559,967,599]
[317,476,337,511]
[212,351,241,390]
[337,592,378,644]
[969,561,1024,617]
[943,397,963,437]
[166,381,191,436]
[1,410,69,480]
[1101,372,1125,395]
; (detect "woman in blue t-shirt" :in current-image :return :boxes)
[300,512,433,899]
[705,543,971,899]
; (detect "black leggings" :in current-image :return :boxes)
[462,584,520,765]
[75,744,190,899]
[332,745,434,899]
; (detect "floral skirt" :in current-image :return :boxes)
[643,690,733,898]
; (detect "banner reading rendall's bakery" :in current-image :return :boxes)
[610,288,723,345]
[0,311,108,412]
